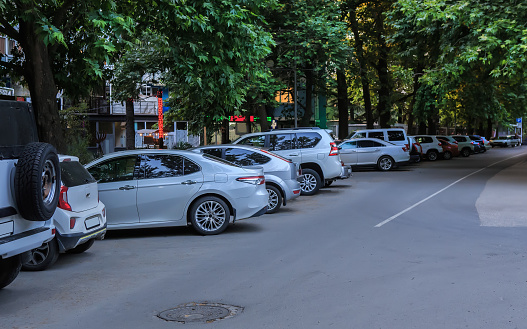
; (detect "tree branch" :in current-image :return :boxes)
[0,18,20,41]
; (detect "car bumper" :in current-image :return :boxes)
[0,223,54,259]
[250,205,268,218]
[338,165,352,179]
[283,179,301,202]
[56,224,107,252]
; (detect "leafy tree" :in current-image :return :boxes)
[0,0,132,151]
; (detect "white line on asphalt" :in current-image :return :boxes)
[374,153,526,228]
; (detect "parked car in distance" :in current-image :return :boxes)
[412,135,444,161]
[85,150,268,235]
[468,135,487,153]
[338,138,410,171]
[233,128,346,196]
[22,155,107,271]
[450,135,475,157]
[0,100,58,289]
[347,128,409,149]
[190,145,301,214]
[438,139,459,159]
[489,135,521,147]
[408,136,423,163]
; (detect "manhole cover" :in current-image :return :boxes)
[157,302,243,323]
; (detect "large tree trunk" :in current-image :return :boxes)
[125,99,135,149]
[374,10,392,128]
[19,20,66,152]
[337,69,349,140]
[300,66,314,127]
[349,9,373,129]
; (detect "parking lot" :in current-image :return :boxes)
[2,146,527,329]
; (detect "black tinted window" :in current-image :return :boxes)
[357,140,375,148]
[201,148,223,158]
[452,136,465,142]
[225,148,271,166]
[387,131,405,141]
[88,156,139,183]
[140,154,183,178]
[269,134,293,151]
[368,131,384,139]
[372,141,385,147]
[296,132,321,148]
[184,158,201,175]
[237,135,266,147]
[61,161,96,187]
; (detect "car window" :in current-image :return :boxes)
[201,148,223,158]
[372,141,385,147]
[184,158,201,175]
[237,135,266,147]
[225,148,271,166]
[296,132,321,148]
[387,131,405,141]
[357,140,375,148]
[352,132,366,139]
[88,156,139,183]
[368,131,384,139]
[269,133,293,151]
[452,136,465,142]
[140,154,184,179]
[340,141,357,149]
[61,161,96,187]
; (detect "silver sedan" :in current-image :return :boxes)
[191,144,301,214]
[339,138,411,171]
[85,150,268,235]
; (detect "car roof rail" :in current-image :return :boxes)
[267,127,321,132]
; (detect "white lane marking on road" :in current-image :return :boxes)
[374,153,526,228]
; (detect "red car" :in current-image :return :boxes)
[438,139,459,159]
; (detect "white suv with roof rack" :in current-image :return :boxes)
[233,127,350,196]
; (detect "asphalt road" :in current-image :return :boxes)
[2,146,527,329]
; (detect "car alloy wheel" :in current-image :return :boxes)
[427,150,438,161]
[22,238,59,271]
[378,156,394,171]
[265,185,282,214]
[300,168,321,196]
[190,197,230,235]
[461,148,470,157]
[443,151,452,160]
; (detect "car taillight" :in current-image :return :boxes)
[70,217,76,229]
[261,149,292,163]
[329,142,339,156]
[438,142,442,147]
[236,176,265,185]
[59,185,72,211]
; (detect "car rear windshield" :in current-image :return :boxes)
[202,153,241,167]
[60,161,96,187]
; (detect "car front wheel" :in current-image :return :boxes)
[377,156,394,171]
[190,196,230,235]
[300,168,321,196]
[461,148,471,157]
[266,185,282,214]
[22,238,59,271]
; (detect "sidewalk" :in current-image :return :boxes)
[477,157,527,226]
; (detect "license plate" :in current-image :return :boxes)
[0,221,14,238]
[84,216,100,230]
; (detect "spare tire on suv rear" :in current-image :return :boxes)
[14,142,60,221]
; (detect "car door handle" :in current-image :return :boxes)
[119,185,135,190]
[288,153,299,156]
[181,180,197,185]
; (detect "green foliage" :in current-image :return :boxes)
[172,141,193,150]
[61,104,94,164]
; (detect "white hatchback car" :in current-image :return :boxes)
[85,150,268,235]
[23,155,107,271]
[338,138,410,171]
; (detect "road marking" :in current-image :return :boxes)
[374,153,526,228]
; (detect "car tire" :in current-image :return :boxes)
[443,151,452,160]
[0,255,22,289]
[427,150,439,161]
[189,196,231,235]
[377,156,394,171]
[14,143,60,221]
[66,239,95,254]
[22,238,59,271]
[265,185,282,214]
[300,168,321,196]
[461,148,471,157]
